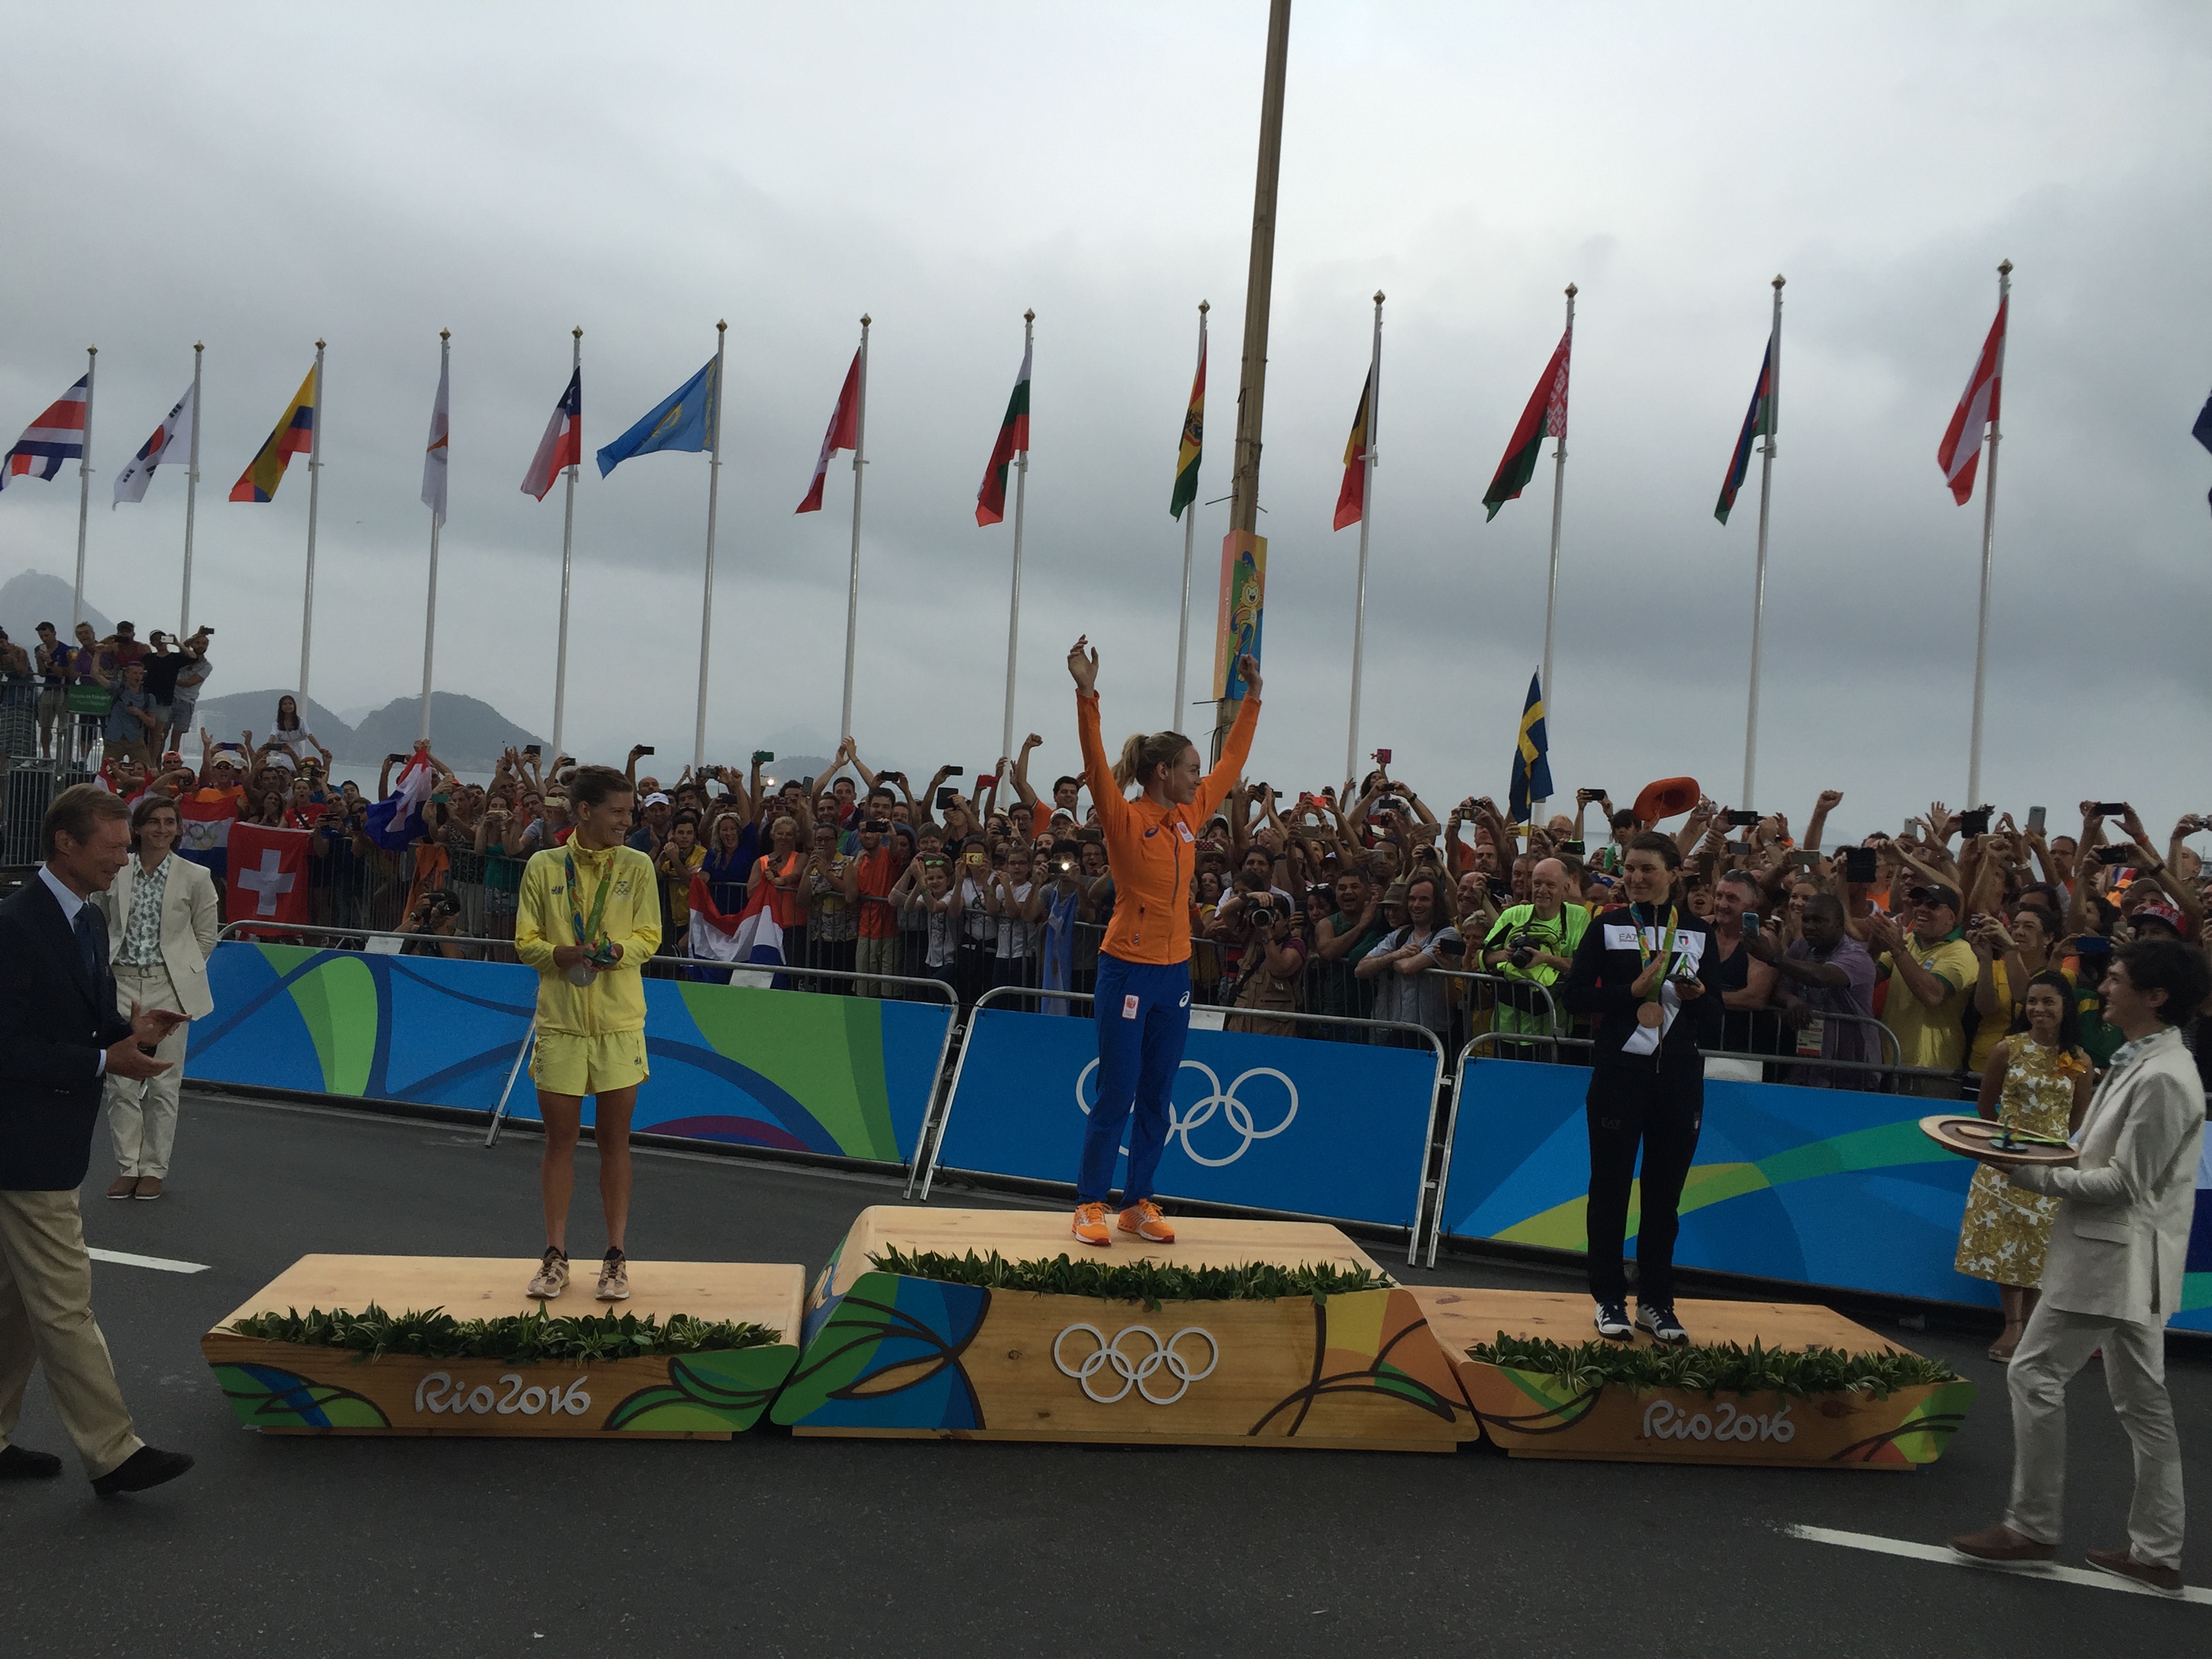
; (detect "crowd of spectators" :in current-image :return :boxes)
[0,617,214,769]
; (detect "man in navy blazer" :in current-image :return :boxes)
[0,785,194,1495]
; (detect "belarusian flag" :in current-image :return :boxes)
[1332,372,1372,531]
[975,340,1032,527]
[1482,327,1571,520]
[1170,337,1206,519]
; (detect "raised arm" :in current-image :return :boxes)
[1189,657,1263,821]
[1069,636,1132,838]
[1010,733,1043,811]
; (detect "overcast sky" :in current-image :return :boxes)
[3,2,2207,840]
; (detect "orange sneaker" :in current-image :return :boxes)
[1118,1200,1175,1242]
[1072,1202,1111,1246]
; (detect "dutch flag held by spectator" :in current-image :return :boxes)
[687,874,787,989]
[363,752,434,852]
[176,792,236,880]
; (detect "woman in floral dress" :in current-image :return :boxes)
[1952,970,2094,1361]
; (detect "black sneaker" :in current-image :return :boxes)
[1593,1300,1633,1340]
[1636,1302,1689,1346]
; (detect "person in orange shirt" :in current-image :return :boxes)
[1066,634,1261,1247]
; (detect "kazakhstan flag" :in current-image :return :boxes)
[1507,670,1553,827]
[596,356,720,476]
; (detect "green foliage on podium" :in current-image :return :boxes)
[867,1247,1395,1307]
[1466,1333,1962,1399]
[227,1303,781,1364]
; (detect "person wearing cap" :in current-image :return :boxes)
[626,791,673,855]
[1868,880,1978,1096]
[165,628,211,753]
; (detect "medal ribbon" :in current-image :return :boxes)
[564,850,617,964]
[1631,902,1681,1000]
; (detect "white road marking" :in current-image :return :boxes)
[1787,1524,2209,1605]
[87,1246,210,1275]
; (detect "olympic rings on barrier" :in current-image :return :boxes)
[1074,1059,1298,1168]
[1052,1323,1221,1406]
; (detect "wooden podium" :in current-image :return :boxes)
[770,1208,1481,1452]
[203,1256,806,1439]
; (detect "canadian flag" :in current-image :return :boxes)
[226,823,312,930]
[796,347,862,514]
[1938,296,2007,506]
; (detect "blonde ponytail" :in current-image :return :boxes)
[1112,729,1194,794]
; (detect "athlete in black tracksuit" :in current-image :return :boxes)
[1561,903,1724,1317]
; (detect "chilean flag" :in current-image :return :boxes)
[1938,296,2007,505]
[521,367,583,501]
[226,823,312,932]
[176,792,237,880]
[1,375,89,491]
[687,874,787,989]
[796,347,862,513]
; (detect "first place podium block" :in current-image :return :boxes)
[203,1255,806,1439]
[771,1208,1481,1452]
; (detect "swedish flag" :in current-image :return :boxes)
[1507,670,1553,827]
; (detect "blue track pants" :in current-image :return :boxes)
[1076,954,1191,1206]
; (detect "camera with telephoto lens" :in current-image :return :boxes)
[1507,930,1540,970]
[1245,900,1277,928]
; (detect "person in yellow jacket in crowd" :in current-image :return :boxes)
[1066,634,1261,1248]
[514,764,661,1302]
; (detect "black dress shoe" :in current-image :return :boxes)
[0,1444,63,1479]
[90,1446,194,1496]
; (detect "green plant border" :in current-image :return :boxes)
[867,1247,1395,1309]
[226,1304,781,1364]
[1466,1332,1961,1399]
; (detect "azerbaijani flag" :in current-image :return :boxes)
[1332,371,1372,531]
[1170,336,1206,520]
[230,364,318,502]
[1482,327,1572,520]
[975,337,1032,526]
[1715,334,1774,525]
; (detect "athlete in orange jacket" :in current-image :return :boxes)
[1066,634,1261,1246]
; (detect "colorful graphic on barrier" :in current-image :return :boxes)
[188,943,949,1164]
[771,1270,989,1430]
[933,1008,1436,1228]
[1437,1059,2001,1309]
[2182,1141,2212,1333]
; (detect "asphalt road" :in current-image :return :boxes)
[3,1088,2205,1658]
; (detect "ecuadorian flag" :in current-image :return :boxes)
[230,365,318,502]
[1507,670,1553,827]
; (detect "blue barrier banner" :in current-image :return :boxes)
[1437,1059,2001,1309]
[188,943,950,1164]
[933,1008,1435,1229]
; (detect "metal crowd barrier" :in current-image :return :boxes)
[217,918,517,957]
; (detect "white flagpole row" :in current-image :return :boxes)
[551,327,581,762]
[1965,259,2012,809]
[298,339,326,710]
[692,320,727,773]
[1000,308,1035,766]
[1534,282,1575,820]
[1344,291,1383,787]
[71,346,96,631]
[1742,277,1782,811]
[180,342,203,639]
[838,314,871,745]
[419,329,449,745]
[1172,300,1207,728]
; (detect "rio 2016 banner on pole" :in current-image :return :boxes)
[1213,529,1265,700]
[932,1007,1435,1229]
[187,943,950,1166]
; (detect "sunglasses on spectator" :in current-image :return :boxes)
[1908,887,1953,906]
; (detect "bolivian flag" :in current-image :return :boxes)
[1170,337,1206,519]
[230,365,318,502]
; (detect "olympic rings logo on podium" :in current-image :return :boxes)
[1052,1323,1221,1405]
[1074,1060,1298,1168]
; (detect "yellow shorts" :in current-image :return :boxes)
[531,1029,649,1098]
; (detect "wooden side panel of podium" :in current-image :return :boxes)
[772,1208,1479,1450]
[201,1256,806,1439]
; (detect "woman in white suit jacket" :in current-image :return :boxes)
[94,794,220,1199]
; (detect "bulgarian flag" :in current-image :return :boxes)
[1482,327,1572,520]
[975,334,1032,526]
[1332,371,1372,531]
[1170,335,1206,519]
[230,363,318,503]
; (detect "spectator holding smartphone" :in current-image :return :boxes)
[1870,880,1977,1095]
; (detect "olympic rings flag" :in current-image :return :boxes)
[1053,1324,1220,1406]
[933,1008,1438,1229]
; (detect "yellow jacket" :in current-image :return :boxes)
[514,840,663,1035]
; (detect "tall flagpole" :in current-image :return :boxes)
[298,338,326,710]
[838,314,872,744]
[1000,308,1034,764]
[692,320,727,773]
[1742,276,1782,810]
[1965,258,2012,808]
[1172,300,1208,726]
[1534,283,1576,817]
[1343,290,1382,787]
[179,342,203,638]
[419,329,449,745]
[550,327,581,762]
[70,346,96,630]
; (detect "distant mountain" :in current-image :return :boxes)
[343,695,545,773]
[0,569,115,646]
[187,691,357,753]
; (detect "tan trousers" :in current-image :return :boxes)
[107,962,188,1179]
[2005,1303,2185,1570]
[0,1187,142,1478]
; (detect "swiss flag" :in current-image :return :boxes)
[226,823,312,933]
